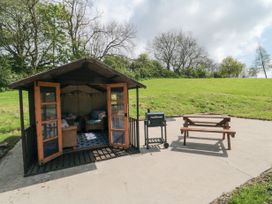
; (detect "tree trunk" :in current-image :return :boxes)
[259,47,268,78]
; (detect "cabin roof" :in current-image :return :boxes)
[9,58,146,90]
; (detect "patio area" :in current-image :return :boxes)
[0,117,272,204]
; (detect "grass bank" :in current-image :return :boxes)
[129,78,272,120]
[212,169,272,204]
[0,91,28,156]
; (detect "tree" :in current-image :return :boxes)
[0,0,71,74]
[0,0,33,73]
[103,53,178,79]
[62,0,136,60]
[0,0,137,77]
[255,45,270,78]
[172,33,203,73]
[103,54,135,78]
[62,0,95,59]
[0,56,12,90]
[219,57,244,78]
[130,53,177,79]
[89,22,136,59]
[248,67,258,78]
[38,3,70,67]
[151,31,212,76]
[152,32,177,70]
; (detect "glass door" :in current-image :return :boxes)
[107,83,129,148]
[34,81,62,164]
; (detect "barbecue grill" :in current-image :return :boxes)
[144,111,168,149]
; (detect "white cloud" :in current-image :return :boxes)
[94,0,143,23]
[94,0,272,64]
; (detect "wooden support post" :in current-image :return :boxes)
[136,87,140,150]
[19,89,27,174]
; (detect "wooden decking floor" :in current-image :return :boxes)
[25,147,139,177]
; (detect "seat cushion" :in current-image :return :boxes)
[89,110,106,120]
[86,119,102,125]
[62,119,69,128]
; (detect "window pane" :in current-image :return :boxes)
[111,102,124,113]
[112,131,125,144]
[41,104,57,121]
[43,139,59,158]
[41,86,56,103]
[111,87,124,101]
[112,115,124,129]
[42,121,58,140]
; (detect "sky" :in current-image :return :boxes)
[93,0,272,71]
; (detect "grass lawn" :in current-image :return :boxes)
[0,91,28,155]
[129,78,272,120]
[212,169,272,204]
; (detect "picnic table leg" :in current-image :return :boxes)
[227,133,231,150]
[223,121,230,140]
[183,131,187,146]
[183,119,190,138]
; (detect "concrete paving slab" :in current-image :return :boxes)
[0,117,271,204]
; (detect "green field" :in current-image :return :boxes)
[0,91,28,145]
[214,169,272,204]
[129,78,272,120]
[1,78,272,144]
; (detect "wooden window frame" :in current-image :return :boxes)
[107,83,129,148]
[34,81,63,164]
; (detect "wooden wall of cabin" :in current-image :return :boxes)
[28,87,36,127]
[61,91,107,116]
[21,86,38,174]
[28,87,38,161]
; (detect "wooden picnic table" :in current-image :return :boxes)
[183,114,231,129]
[181,114,235,150]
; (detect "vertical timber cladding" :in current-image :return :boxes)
[28,87,38,162]
[61,90,107,115]
[19,87,38,175]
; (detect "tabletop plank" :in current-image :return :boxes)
[183,114,230,119]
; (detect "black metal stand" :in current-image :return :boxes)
[144,120,169,149]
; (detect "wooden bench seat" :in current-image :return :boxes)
[180,127,236,150]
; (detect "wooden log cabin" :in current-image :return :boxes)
[9,58,145,176]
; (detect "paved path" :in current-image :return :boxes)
[0,117,272,204]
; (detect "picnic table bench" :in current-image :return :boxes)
[180,114,236,150]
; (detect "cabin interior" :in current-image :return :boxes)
[40,82,129,161]
[60,85,108,151]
